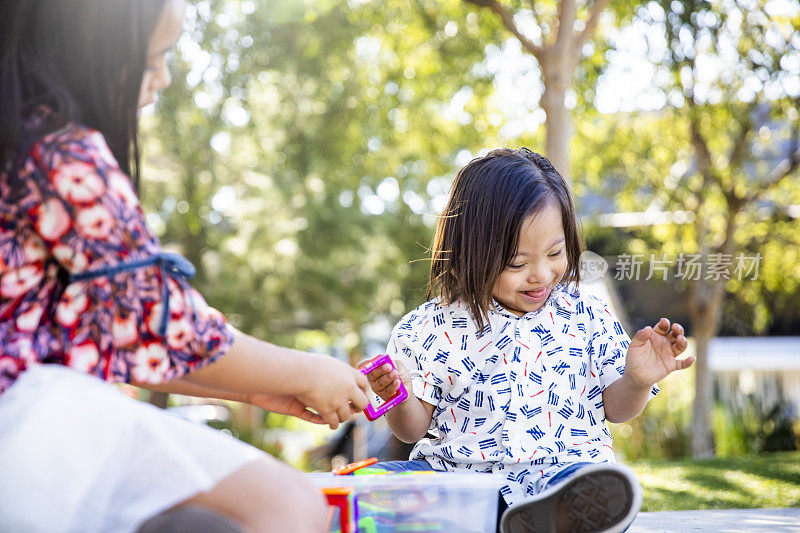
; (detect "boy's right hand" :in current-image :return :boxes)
[358,357,412,402]
[296,354,370,430]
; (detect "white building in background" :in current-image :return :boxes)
[709,336,800,413]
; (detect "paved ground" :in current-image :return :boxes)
[629,508,800,532]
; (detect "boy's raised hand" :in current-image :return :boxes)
[358,357,412,402]
[625,318,695,388]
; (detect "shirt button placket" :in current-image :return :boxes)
[499,317,518,448]
[507,318,539,448]
[520,318,542,390]
[516,316,545,457]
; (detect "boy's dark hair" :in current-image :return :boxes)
[0,0,168,188]
[426,148,582,330]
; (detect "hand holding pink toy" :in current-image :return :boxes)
[359,355,412,401]
[358,354,410,420]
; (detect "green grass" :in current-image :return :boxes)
[632,451,800,511]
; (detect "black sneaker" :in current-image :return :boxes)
[499,463,642,533]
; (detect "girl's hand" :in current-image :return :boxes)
[295,354,370,430]
[247,392,326,425]
[358,357,412,402]
[625,318,695,388]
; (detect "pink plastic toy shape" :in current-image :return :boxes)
[360,354,408,421]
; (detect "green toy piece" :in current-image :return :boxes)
[353,467,390,476]
[356,516,378,533]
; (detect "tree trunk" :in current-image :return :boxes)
[686,199,740,458]
[460,0,607,185]
[689,311,716,458]
[540,58,572,183]
[686,240,733,457]
[686,266,729,459]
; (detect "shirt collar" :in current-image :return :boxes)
[490,283,577,320]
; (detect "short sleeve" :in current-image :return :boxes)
[386,306,444,408]
[22,125,233,385]
[587,296,659,400]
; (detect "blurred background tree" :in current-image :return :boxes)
[137,0,800,464]
[574,0,800,458]
[451,0,641,182]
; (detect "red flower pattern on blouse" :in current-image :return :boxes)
[0,122,233,395]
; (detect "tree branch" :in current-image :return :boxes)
[688,104,723,190]
[573,0,610,60]
[549,0,578,72]
[727,106,755,170]
[528,0,542,29]
[463,0,543,61]
[744,110,800,203]
[554,0,577,60]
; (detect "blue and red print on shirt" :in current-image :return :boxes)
[387,287,658,504]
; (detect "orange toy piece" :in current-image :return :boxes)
[333,457,378,475]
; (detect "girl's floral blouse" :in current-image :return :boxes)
[0,122,233,396]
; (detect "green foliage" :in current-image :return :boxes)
[575,105,800,335]
[610,359,798,462]
[715,379,800,455]
[610,363,694,461]
[135,0,800,455]
[573,0,800,340]
[141,0,509,355]
[712,404,756,457]
[138,0,516,442]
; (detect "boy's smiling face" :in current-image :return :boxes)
[492,201,568,316]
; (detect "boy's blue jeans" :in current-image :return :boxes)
[374,459,593,532]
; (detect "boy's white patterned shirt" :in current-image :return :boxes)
[387,284,658,505]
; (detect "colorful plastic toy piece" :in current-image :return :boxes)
[326,506,340,532]
[333,457,378,475]
[323,486,358,533]
[360,354,408,421]
[357,516,378,533]
[352,466,390,476]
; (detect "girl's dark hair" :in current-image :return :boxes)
[426,148,582,330]
[0,0,168,187]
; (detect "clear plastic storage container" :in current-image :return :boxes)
[309,471,503,533]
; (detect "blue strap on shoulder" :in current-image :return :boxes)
[69,252,196,338]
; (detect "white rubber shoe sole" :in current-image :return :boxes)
[499,463,642,533]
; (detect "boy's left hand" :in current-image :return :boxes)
[625,318,695,388]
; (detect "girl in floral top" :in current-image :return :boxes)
[363,149,696,533]
[0,1,369,532]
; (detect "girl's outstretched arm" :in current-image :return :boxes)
[132,377,328,425]
[603,318,694,423]
[174,328,369,429]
